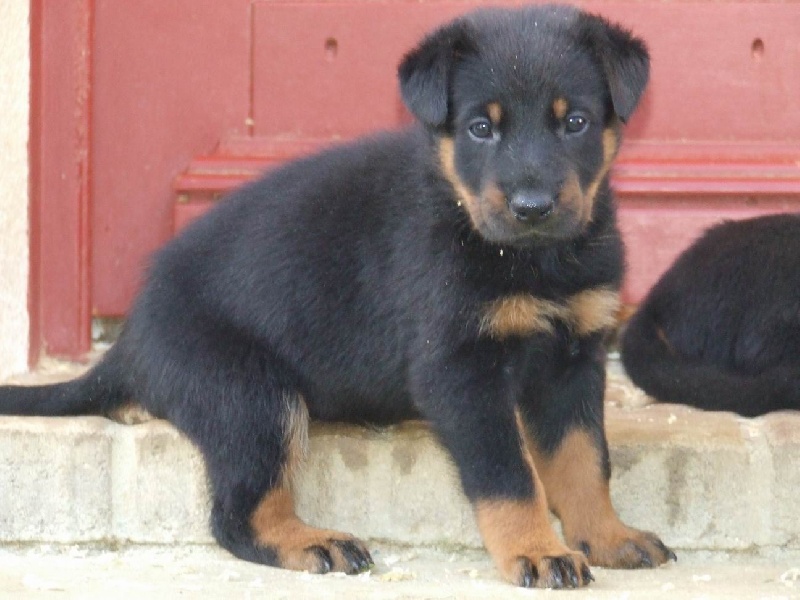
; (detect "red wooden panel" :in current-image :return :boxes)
[618,197,798,304]
[590,2,800,143]
[30,0,93,360]
[252,1,800,143]
[252,3,469,138]
[91,0,252,316]
[38,0,800,360]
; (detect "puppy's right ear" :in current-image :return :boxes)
[398,20,475,129]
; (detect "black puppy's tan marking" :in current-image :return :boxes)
[281,393,309,485]
[250,487,372,573]
[559,125,620,228]
[487,101,503,126]
[480,287,620,340]
[524,428,675,568]
[568,288,621,337]
[475,409,592,588]
[553,97,568,120]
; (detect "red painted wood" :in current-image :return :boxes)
[584,2,800,143]
[90,0,251,316]
[37,0,800,358]
[251,1,800,142]
[619,198,798,304]
[30,0,93,360]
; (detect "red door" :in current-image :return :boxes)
[32,0,800,361]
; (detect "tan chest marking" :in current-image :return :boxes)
[480,288,620,340]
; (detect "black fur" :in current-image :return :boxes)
[0,5,671,587]
[622,214,800,417]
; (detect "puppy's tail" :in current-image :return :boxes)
[620,306,800,417]
[0,347,129,417]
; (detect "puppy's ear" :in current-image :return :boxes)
[398,20,476,128]
[579,13,650,122]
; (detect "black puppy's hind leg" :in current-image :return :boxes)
[170,342,372,574]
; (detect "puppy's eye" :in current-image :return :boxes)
[468,119,494,140]
[565,113,589,135]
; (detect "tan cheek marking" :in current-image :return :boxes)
[557,170,584,221]
[567,288,621,336]
[438,137,484,232]
[581,127,619,223]
[487,101,503,126]
[480,294,570,339]
[481,181,508,220]
[559,126,620,228]
[553,97,568,120]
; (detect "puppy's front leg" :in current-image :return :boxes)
[411,350,592,588]
[519,337,676,569]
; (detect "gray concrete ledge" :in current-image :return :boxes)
[1,394,799,556]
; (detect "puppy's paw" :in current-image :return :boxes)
[505,549,593,588]
[278,534,374,574]
[572,525,676,569]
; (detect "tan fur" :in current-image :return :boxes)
[567,288,621,337]
[581,127,619,223]
[481,287,619,340]
[480,294,569,339]
[487,102,503,126]
[439,137,483,230]
[557,126,619,228]
[474,409,590,586]
[282,393,309,486]
[552,97,568,120]
[557,170,584,223]
[481,181,508,221]
[108,404,154,425]
[526,428,665,567]
[250,487,359,571]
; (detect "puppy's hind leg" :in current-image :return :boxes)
[204,387,372,574]
[164,335,373,574]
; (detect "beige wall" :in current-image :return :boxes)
[0,1,30,378]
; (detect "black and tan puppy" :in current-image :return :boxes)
[0,5,674,588]
[622,213,800,418]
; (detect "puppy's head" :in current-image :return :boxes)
[398,6,649,247]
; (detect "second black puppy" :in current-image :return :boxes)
[622,213,800,417]
[0,5,674,588]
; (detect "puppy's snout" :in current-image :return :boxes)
[507,192,554,223]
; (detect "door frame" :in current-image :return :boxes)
[29,0,93,362]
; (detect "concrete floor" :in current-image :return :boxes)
[0,544,799,599]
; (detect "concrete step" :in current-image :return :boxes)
[1,359,799,561]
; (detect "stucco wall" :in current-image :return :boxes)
[0,1,30,378]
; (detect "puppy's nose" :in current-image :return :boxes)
[507,192,554,223]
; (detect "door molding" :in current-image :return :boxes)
[29,0,94,362]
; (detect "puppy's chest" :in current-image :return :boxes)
[478,286,621,341]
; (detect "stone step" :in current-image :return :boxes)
[0,361,799,558]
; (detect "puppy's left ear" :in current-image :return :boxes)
[397,19,476,128]
[579,13,650,123]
